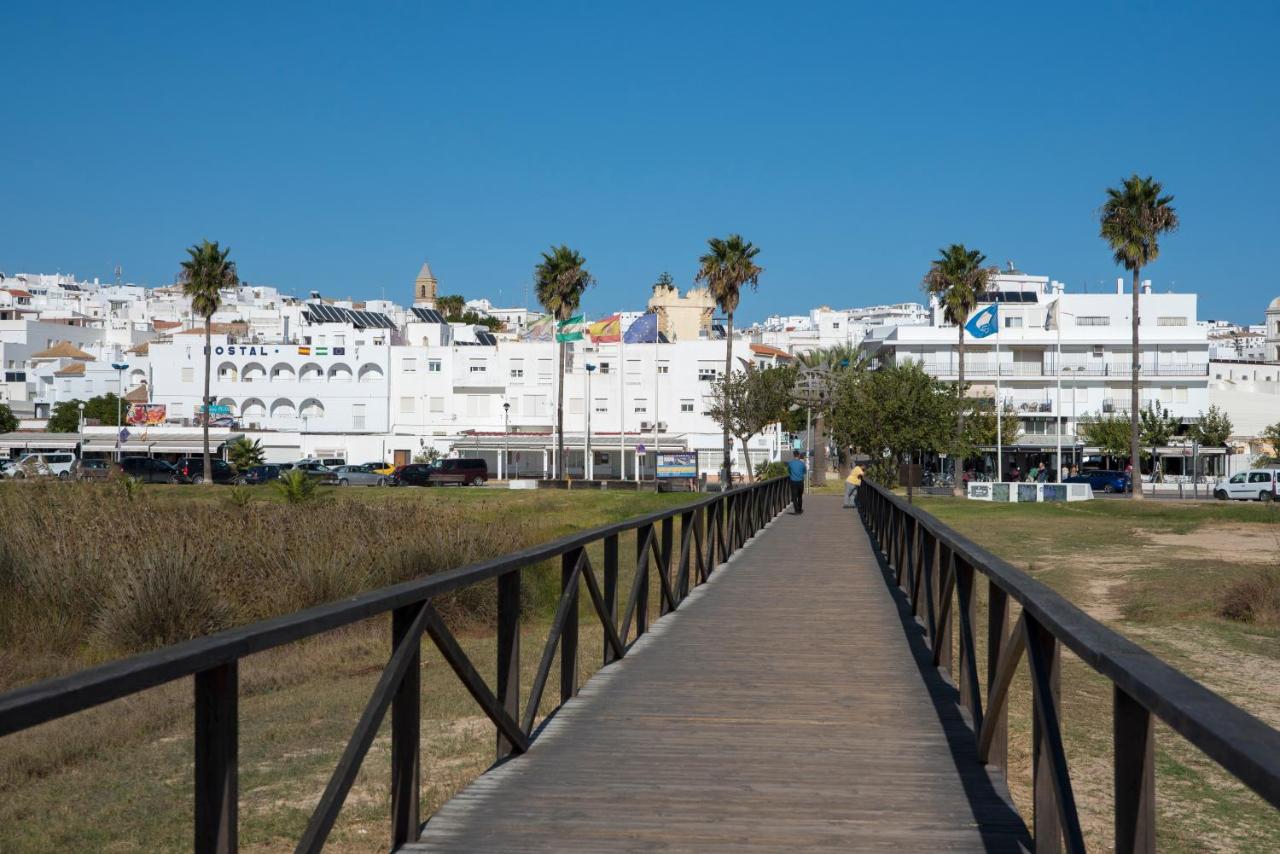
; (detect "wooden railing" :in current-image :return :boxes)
[0,477,790,853]
[858,480,1280,853]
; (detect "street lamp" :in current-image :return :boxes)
[111,362,129,461]
[584,363,596,480]
[77,401,86,439]
[503,400,511,480]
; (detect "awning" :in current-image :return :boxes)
[0,432,82,450]
[82,432,244,454]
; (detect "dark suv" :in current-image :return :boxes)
[395,458,489,487]
[119,457,181,483]
[174,457,239,484]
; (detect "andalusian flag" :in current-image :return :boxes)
[555,315,585,342]
[523,314,555,341]
[587,314,622,343]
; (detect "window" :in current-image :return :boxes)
[1174,387,1188,403]
[170,402,184,416]
[538,358,554,384]
[594,397,608,413]
[1077,316,1110,326]
[524,394,548,417]
[402,357,415,372]
[1004,316,1023,328]
[510,359,524,382]
[466,395,490,417]
[658,361,670,375]
[399,396,416,414]
[697,363,719,381]
[469,359,487,373]
[1157,317,1188,327]
[626,359,642,384]
[633,398,648,414]
[680,399,694,413]
[334,335,345,347]
[428,359,442,373]
[598,362,610,375]
[1248,472,1272,483]
[182,367,194,383]
[429,396,444,413]
[353,404,366,430]
[832,321,840,329]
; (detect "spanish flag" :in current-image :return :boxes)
[587,313,622,343]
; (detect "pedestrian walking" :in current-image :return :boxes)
[1035,462,1047,483]
[788,450,807,514]
[844,461,865,509]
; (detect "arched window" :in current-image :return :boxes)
[216,397,238,414]
[299,362,323,383]
[327,362,353,382]
[271,362,296,382]
[270,398,297,418]
[299,398,325,419]
[129,368,147,385]
[242,362,266,382]
[217,361,238,381]
[242,398,267,419]
[358,363,385,383]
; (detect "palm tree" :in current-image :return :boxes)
[534,245,594,479]
[696,235,762,487]
[923,244,992,496]
[1100,175,1179,501]
[794,344,869,482]
[179,240,238,485]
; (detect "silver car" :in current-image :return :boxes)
[331,464,393,487]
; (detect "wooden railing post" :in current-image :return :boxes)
[956,557,979,727]
[603,534,619,665]
[1115,686,1156,854]
[1029,618,1064,853]
[659,517,674,615]
[636,525,650,637]
[194,662,237,854]
[560,549,580,702]
[496,571,521,758]
[986,583,1011,772]
[390,605,421,848]
[678,510,694,600]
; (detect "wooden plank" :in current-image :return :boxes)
[194,662,237,854]
[1115,685,1156,854]
[389,606,421,849]
[495,571,520,759]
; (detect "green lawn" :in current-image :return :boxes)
[912,495,1280,852]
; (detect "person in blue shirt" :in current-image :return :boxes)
[787,450,807,514]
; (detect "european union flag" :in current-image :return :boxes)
[964,304,999,339]
[623,313,659,343]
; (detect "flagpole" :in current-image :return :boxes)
[618,334,625,481]
[996,316,1002,483]
[1055,303,1062,481]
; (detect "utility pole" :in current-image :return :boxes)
[585,363,596,480]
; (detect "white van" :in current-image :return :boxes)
[1214,468,1280,502]
[4,452,77,479]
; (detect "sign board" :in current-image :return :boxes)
[657,452,697,479]
[636,443,646,454]
[126,403,167,426]
[118,428,130,444]
[199,405,232,415]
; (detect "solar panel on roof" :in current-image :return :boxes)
[306,302,347,323]
[411,307,445,323]
[476,331,498,346]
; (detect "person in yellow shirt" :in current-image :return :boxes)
[844,462,865,508]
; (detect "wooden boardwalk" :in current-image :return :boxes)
[410,494,1031,852]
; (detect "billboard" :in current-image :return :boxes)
[126,403,167,426]
[657,452,697,479]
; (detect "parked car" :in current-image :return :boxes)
[1063,470,1131,494]
[394,458,489,487]
[329,464,392,486]
[241,464,285,485]
[3,452,77,479]
[361,461,396,476]
[287,460,340,484]
[1214,469,1279,502]
[119,456,182,484]
[72,458,112,481]
[173,456,239,484]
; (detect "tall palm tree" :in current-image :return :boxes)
[179,240,238,485]
[794,344,869,482]
[1100,175,1179,501]
[923,244,992,496]
[534,245,594,479]
[696,235,762,487]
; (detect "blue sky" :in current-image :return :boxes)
[3,2,1277,323]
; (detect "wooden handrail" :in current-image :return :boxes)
[0,476,790,853]
[857,479,1280,852]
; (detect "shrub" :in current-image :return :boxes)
[224,485,254,508]
[1217,570,1280,626]
[119,476,145,502]
[92,546,233,652]
[272,468,317,503]
[755,461,788,480]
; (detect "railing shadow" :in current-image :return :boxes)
[856,511,1034,853]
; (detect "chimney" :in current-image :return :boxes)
[1116,277,1124,295]
[1141,279,1152,294]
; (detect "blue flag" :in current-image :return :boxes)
[623,313,659,343]
[964,304,999,338]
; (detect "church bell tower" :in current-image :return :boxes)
[414,261,438,308]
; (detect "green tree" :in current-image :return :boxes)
[47,399,84,433]
[794,345,869,480]
[923,244,994,495]
[179,240,239,485]
[436,294,467,319]
[962,399,1022,452]
[1100,175,1179,499]
[654,271,675,291]
[82,393,123,426]
[1079,410,1131,462]
[706,365,795,482]
[1258,422,1280,466]
[0,402,19,434]
[227,437,266,470]
[1187,405,1233,447]
[534,245,595,479]
[413,447,442,465]
[696,235,763,485]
